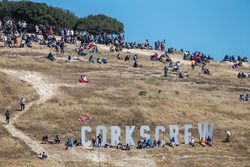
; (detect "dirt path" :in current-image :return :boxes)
[0,69,56,155]
[0,69,158,166]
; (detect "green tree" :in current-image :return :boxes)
[0,1,78,32]
[74,14,124,35]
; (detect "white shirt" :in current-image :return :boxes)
[226,131,231,136]
[190,138,195,144]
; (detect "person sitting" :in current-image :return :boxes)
[232,64,237,69]
[121,144,130,151]
[27,41,32,48]
[110,46,115,52]
[199,137,206,147]
[38,151,47,160]
[79,50,88,56]
[153,140,157,147]
[189,137,195,147]
[125,144,130,150]
[54,135,60,144]
[242,72,247,78]
[240,94,245,101]
[169,137,175,147]
[79,75,88,83]
[116,143,123,149]
[133,61,139,68]
[157,140,162,147]
[245,94,249,101]
[97,58,102,64]
[20,40,25,48]
[124,55,130,61]
[179,71,189,78]
[176,61,181,68]
[14,39,18,48]
[89,55,94,63]
[204,68,210,75]
[238,72,247,78]
[223,55,230,61]
[225,130,231,142]
[65,138,73,150]
[145,138,153,149]
[168,61,173,68]
[183,52,189,60]
[150,53,159,61]
[42,135,48,144]
[238,72,242,78]
[172,64,179,72]
[117,53,123,60]
[68,55,72,61]
[133,54,138,62]
[142,139,147,148]
[102,58,108,64]
[206,136,212,146]
[179,72,184,78]
[73,139,82,146]
[38,152,43,159]
[47,52,55,61]
[136,140,143,149]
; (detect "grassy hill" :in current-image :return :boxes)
[0,40,249,166]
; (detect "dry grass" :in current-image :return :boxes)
[0,45,249,166]
[0,72,37,164]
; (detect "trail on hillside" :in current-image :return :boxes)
[0,69,56,155]
[1,68,244,166]
[0,69,158,166]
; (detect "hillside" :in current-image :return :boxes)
[0,40,249,167]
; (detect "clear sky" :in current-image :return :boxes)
[30,0,250,60]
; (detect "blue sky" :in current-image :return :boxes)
[30,0,250,60]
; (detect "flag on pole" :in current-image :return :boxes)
[79,115,92,122]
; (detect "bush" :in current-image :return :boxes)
[138,90,147,96]
[74,14,124,35]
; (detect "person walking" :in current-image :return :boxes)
[5,110,10,124]
[164,65,168,77]
[20,97,26,111]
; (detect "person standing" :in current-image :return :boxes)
[92,137,96,150]
[191,60,196,70]
[164,65,168,77]
[3,35,7,47]
[225,130,231,142]
[20,97,26,111]
[97,134,102,147]
[5,110,10,124]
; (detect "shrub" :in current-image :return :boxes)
[138,90,147,96]
[74,14,124,35]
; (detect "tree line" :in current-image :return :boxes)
[0,1,124,34]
